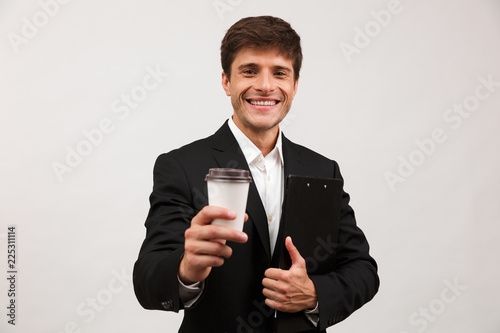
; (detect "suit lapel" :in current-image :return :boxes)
[282,134,305,190]
[210,121,272,259]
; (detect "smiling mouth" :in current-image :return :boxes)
[246,99,279,106]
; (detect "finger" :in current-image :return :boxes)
[185,239,233,259]
[262,287,288,303]
[262,276,286,293]
[186,224,247,244]
[192,206,237,226]
[264,267,284,280]
[285,236,305,268]
[212,238,227,245]
[264,298,292,313]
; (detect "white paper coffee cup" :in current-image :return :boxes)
[205,168,252,231]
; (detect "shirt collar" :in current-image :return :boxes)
[228,117,284,166]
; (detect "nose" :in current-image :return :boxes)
[254,71,275,94]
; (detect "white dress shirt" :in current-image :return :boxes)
[227,117,283,255]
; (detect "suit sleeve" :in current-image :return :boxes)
[133,153,196,312]
[311,160,379,330]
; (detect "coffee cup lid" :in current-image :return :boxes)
[205,168,252,183]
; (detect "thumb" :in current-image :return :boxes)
[286,236,305,268]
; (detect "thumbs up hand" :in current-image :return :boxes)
[262,237,318,313]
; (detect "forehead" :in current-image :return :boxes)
[231,47,294,69]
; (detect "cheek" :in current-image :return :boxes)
[278,88,291,100]
[233,87,249,100]
[231,94,243,107]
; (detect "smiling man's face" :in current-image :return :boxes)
[222,47,298,139]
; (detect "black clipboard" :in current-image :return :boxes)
[276,175,344,332]
[279,175,343,275]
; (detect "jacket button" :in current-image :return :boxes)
[161,300,174,310]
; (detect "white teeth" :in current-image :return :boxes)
[249,100,277,106]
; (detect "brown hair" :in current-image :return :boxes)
[221,16,302,81]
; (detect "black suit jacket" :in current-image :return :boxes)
[133,121,379,332]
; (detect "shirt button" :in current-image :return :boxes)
[268,216,273,222]
[257,157,262,163]
[267,176,271,181]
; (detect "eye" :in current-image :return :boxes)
[243,69,256,75]
[275,71,287,76]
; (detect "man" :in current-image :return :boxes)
[133,16,379,333]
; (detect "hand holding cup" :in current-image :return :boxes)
[178,168,252,284]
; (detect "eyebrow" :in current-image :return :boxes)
[237,63,292,72]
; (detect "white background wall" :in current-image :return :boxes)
[1,0,499,332]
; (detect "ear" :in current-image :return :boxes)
[221,71,231,96]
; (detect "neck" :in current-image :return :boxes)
[232,118,279,157]
[249,129,279,157]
